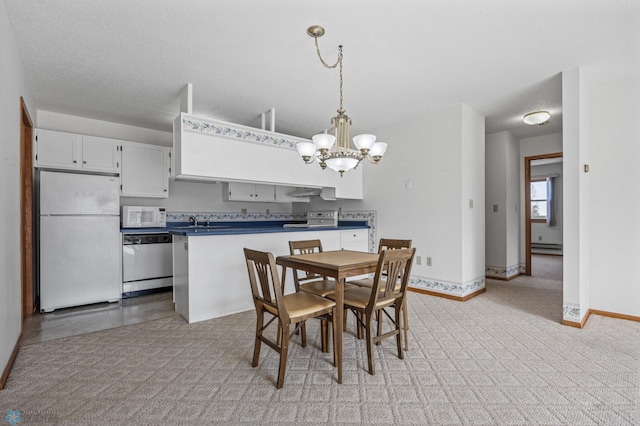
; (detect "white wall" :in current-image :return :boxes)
[306,104,486,295]
[0,1,34,381]
[37,110,172,146]
[486,131,520,275]
[562,67,591,322]
[589,74,640,317]
[123,180,295,214]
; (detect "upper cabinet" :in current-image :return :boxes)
[173,114,363,199]
[120,141,171,198]
[223,182,275,202]
[35,129,120,173]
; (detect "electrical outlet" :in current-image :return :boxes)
[241,208,247,216]
[538,236,542,241]
[493,204,499,212]
[426,257,432,266]
[416,256,422,265]
[266,209,270,216]
[469,199,474,209]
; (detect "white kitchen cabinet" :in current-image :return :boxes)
[35,129,120,173]
[120,141,171,198]
[223,182,275,202]
[340,229,368,251]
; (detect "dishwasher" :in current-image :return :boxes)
[122,232,173,298]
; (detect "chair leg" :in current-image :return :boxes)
[300,321,307,348]
[365,313,376,375]
[252,311,264,368]
[402,298,409,351]
[395,306,404,360]
[276,323,290,389]
[376,309,382,345]
[332,308,338,367]
[320,320,328,353]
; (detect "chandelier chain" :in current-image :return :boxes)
[313,37,344,113]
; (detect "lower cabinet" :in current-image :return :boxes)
[340,229,368,251]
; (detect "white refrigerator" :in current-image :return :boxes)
[39,170,121,312]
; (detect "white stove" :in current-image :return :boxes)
[283,211,338,228]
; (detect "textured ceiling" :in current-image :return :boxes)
[4,0,639,141]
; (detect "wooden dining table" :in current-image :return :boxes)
[276,249,380,384]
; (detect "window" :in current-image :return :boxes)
[530,178,548,220]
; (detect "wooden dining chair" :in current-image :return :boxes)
[340,247,416,375]
[350,238,413,350]
[288,239,359,351]
[243,248,338,389]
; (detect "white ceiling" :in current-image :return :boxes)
[4,1,639,141]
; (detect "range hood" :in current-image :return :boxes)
[288,187,336,201]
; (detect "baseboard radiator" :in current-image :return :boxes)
[531,242,563,250]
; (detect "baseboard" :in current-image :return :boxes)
[486,274,520,281]
[409,286,486,301]
[561,311,590,328]
[0,332,22,390]
[561,308,640,329]
[590,309,640,323]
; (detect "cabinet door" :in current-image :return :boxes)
[121,142,170,198]
[81,136,121,173]
[253,183,275,201]
[340,229,368,251]
[35,129,80,170]
[225,182,275,202]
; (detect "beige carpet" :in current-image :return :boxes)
[1,276,639,425]
[531,254,563,281]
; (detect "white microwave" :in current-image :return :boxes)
[121,206,166,228]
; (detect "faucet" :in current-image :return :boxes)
[189,216,198,226]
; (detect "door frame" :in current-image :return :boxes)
[524,152,563,275]
[20,97,34,320]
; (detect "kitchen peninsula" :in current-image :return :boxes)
[169,221,369,323]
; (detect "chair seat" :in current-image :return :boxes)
[350,277,400,292]
[350,277,374,288]
[265,291,336,320]
[301,279,359,297]
[329,287,398,310]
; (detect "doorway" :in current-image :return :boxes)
[524,152,563,276]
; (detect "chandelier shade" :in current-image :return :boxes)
[369,142,388,162]
[298,25,387,176]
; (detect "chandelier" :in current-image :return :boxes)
[296,25,387,176]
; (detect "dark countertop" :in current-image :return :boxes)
[121,220,369,236]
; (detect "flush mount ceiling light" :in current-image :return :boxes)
[523,110,551,126]
[296,25,387,177]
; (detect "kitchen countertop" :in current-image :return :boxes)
[121,220,369,236]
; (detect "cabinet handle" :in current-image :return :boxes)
[83,160,87,164]
[73,160,77,164]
